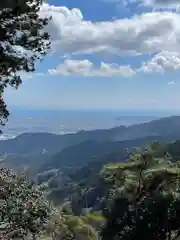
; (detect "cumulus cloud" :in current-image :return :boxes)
[39,3,180,76]
[48,59,136,77]
[139,51,180,73]
[40,4,180,57]
[49,53,180,77]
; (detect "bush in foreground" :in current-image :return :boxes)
[0,169,51,239]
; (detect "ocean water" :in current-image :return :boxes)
[0,108,179,140]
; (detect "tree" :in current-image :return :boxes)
[101,148,180,240]
[44,208,99,240]
[0,0,50,127]
[0,169,51,239]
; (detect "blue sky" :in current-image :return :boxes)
[4,0,180,109]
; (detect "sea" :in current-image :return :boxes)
[0,108,180,140]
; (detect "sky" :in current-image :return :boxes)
[4,0,180,110]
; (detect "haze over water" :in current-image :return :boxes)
[0,108,180,140]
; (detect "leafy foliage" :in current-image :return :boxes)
[0,169,51,239]
[44,208,99,240]
[2,139,180,239]
[42,141,180,240]
[40,141,180,214]
[0,0,50,127]
[101,145,180,240]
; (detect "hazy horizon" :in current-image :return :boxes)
[1,108,180,140]
[8,106,180,114]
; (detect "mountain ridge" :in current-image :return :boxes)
[1,115,180,156]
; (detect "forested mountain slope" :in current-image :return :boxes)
[1,116,180,156]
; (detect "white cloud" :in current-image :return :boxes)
[141,0,180,10]
[40,4,180,57]
[40,3,180,76]
[139,51,180,73]
[48,59,136,77]
[21,72,46,81]
[110,0,180,10]
[168,81,176,84]
[49,52,180,76]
